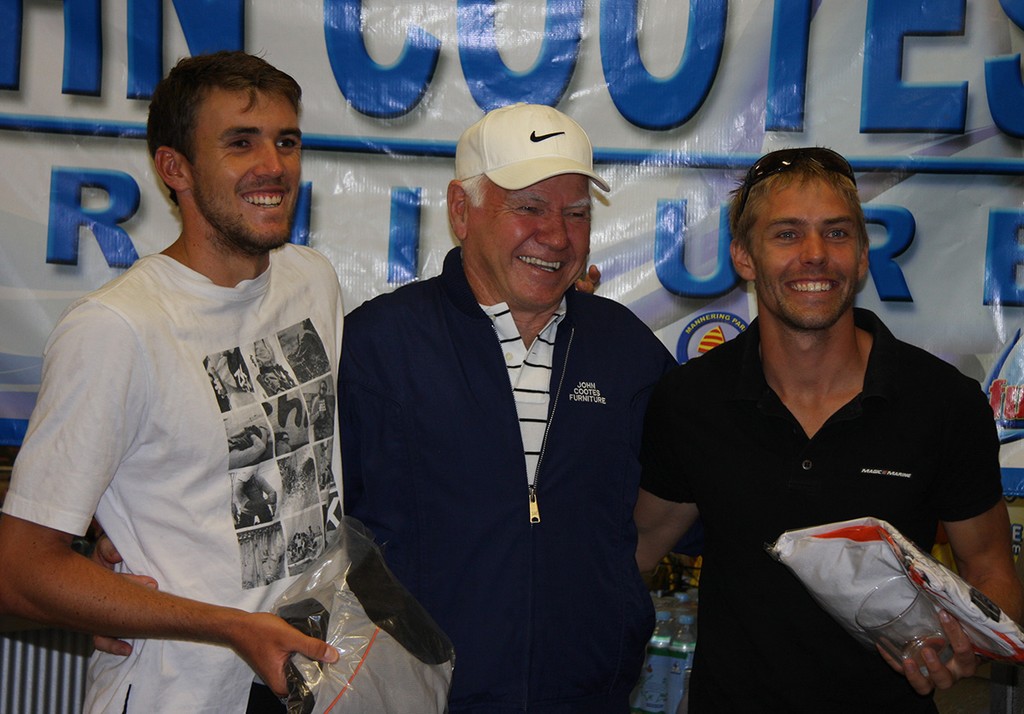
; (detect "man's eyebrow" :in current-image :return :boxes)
[765,215,854,228]
[218,126,302,140]
[823,215,854,226]
[505,191,591,208]
[507,188,546,202]
[220,126,259,140]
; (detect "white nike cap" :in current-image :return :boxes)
[455,103,609,192]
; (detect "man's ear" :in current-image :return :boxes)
[447,180,469,243]
[730,239,757,282]
[153,146,192,197]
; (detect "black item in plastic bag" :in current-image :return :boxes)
[273,517,455,713]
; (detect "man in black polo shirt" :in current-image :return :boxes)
[635,148,1024,713]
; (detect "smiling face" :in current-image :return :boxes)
[731,178,868,333]
[451,174,591,328]
[181,88,301,257]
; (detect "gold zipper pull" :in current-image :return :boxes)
[528,487,541,524]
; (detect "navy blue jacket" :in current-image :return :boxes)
[340,248,675,713]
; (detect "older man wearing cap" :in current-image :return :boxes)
[339,103,675,712]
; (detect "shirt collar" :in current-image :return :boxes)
[482,299,567,344]
[441,247,575,331]
[734,308,898,405]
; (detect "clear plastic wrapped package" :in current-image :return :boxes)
[274,517,455,713]
[768,516,1024,661]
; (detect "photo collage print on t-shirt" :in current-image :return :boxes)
[202,318,341,590]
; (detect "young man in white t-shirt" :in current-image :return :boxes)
[0,52,342,713]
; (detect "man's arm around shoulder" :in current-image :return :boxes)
[634,489,699,574]
[0,514,337,695]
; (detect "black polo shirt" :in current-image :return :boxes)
[641,308,1002,713]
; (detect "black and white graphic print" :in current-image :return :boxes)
[238,523,286,589]
[278,448,320,517]
[313,439,334,491]
[231,461,280,529]
[205,348,257,413]
[305,377,335,442]
[322,488,342,536]
[204,319,337,590]
[250,337,298,398]
[263,389,310,454]
[279,318,331,383]
[283,507,325,577]
[225,406,274,470]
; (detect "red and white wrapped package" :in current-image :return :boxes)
[768,516,1024,662]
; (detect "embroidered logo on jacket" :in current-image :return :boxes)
[860,467,913,479]
[569,380,607,404]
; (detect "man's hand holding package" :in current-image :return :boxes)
[878,609,978,695]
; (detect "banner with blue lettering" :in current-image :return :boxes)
[1,1,1024,501]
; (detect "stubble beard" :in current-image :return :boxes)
[767,281,857,333]
[193,180,292,258]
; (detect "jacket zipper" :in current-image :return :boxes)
[528,326,574,524]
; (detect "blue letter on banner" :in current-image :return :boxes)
[985,0,1024,138]
[861,0,967,133]
[863,205,914,301]
[47,169,140,269]
[291,182,312,247]
[654,200,738,298]
[127,0,162,99]
[766,0,812,132]
[458,0,583,111]
[601,0,726,130]
[0,0,22,90]
[127,0,244,99]
[63,0,102,96]
[324,0,440,118]
[985,209,1024,307]
[388,188,421,285]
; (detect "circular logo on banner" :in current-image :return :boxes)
[676,312,748,363]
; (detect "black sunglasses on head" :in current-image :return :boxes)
[736,148,856,217]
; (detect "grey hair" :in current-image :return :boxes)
[459,174,489,207]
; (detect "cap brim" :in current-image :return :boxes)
[486,158,610,192]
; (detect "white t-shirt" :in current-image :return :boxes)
[4,244,344,713]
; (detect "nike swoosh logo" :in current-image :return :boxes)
[530,130,565,142]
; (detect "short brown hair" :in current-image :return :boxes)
[727,152,867,255]
[147,51,301,202]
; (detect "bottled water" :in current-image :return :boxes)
[665,613,696,714]
[629,609,675,713]
[671,589,697,623]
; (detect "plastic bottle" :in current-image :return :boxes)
[629,609,675,713]
[671,589,696,621]
[665,613,696,714]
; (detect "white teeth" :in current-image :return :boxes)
[519,256,561,272]
[244,194,283,207]
[792,281,832,292]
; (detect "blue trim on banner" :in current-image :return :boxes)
[1,113,1024,175]
[0,418,27,447]
[0,390,38,415]
[0,353,42,386]
[0,113,146,138]
[1003,468,1024,497]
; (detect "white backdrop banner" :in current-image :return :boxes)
[2,1,1024,494]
